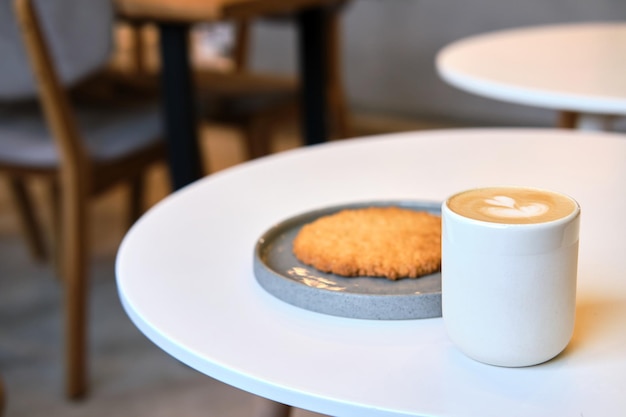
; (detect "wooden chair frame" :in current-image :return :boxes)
[11,0,166,398]
[235,7,352,139]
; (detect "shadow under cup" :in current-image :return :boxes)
[441,186,580,367]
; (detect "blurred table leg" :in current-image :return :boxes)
[297,7,330,146]
[158,23,203,190]
[253,396,291,417]
[156,8,332,188]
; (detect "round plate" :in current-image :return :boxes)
[253,201,442,320]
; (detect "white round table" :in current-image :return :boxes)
[116,129,626,417]
[436,22,626,130]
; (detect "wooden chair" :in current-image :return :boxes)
[228,12,352,144]
[113,1,351,160]
[3,0,167,398]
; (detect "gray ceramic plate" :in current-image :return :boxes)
[253,201,442,320]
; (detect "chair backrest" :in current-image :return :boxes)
[11,0,117,183]
[0,0,113,100]
[12,0,83,173]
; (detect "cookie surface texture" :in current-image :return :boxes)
[292,207,441,280]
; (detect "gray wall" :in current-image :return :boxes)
[249,0,626,127]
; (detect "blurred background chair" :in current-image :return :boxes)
[112,1,352,161]
[1,0,166,398]
[217,12,352,142]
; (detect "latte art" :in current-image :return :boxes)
[482,195,549,219]
[447,187,578,224]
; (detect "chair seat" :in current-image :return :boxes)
[201,88,295,121]
[0,98,162,169]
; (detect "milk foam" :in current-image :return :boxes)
[482,195,549,219]
[447,187,577,224]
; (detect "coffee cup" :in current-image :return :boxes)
[441,186,580,367]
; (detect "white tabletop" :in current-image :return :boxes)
[436,22,626,117]
[116,128,626,417]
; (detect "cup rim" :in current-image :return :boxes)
[443,185,581,228]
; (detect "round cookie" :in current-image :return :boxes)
[292,207,441,280]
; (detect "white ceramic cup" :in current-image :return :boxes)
[442,186,580,367]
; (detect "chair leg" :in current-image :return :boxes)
[124,19,149,75]
[233,19,251,71]
[243,117,274,160]
[60,179,89,399]
[128,175,144,226]
[253,397,292,417]
[5,176,47,261]
[221,11,351,146]
[326,7,351,139]
[45,180,63,280]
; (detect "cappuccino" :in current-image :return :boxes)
[442,186,580,367]
[447,186,577,224]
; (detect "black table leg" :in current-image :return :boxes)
[158,23,203,190]
[297,8,330,146]
[157,11,329,188]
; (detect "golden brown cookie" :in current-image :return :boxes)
[292,207,441,280]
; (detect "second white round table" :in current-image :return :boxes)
[436,22,626,130]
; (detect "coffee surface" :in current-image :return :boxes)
[447,187,577,224]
